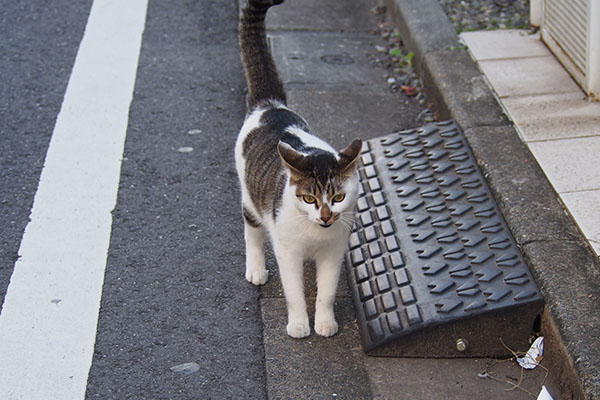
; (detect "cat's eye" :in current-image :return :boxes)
[332,193,345,203]
[302,194,317,204]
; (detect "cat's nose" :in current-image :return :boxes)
[320,205,333,223]
[320,209,333,223]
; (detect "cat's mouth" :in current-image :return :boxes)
[319,223,333,228]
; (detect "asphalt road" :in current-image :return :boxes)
[0,0,93,309]
[85,1,267,398]
[1,1,266,398]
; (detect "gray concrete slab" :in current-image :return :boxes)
[461,30,550,61]
[366,356,560,400]
[478,56,582,98]
[261,297,373,399]
[269,31,387,88]
[267,0,376,32]
[501,92,600,141]
[287,88,424,148]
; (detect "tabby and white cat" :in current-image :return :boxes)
[235,0,362,338]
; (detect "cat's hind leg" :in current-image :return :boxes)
[243,207,268,285]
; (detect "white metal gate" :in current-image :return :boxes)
[533,0,600,100]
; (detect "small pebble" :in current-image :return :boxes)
[178,147,193,153]
[187,129,202,135]
[170,362,200,375]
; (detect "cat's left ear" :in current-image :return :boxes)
[337,139,363,173]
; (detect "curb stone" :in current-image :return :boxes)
[386,0,600,398]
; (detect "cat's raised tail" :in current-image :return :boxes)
[239,0,287,110]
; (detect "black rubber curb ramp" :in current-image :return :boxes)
[346,121,544,357]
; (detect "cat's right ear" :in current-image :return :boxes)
[277,141,307,175]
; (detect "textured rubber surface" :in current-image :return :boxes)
[346,121,544,357]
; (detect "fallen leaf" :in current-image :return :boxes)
[400,85,417,96]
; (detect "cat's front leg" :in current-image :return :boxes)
[244,219,268,286]
[274,244,310,338]
[314,248,344,337]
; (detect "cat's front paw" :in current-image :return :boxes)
[246,269,268,286]
[286,321,310,338]
[315,320,338,337]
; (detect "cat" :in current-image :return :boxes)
[235,0,362,338]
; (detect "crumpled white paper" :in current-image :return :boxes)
[517,336,544,369]
[537,385,554,400]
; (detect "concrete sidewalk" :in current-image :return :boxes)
[460,29,600,259]
[248,0,590,399]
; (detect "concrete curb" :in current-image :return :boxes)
[386,0,600,399]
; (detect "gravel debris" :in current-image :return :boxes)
[438,0,530,32]
[370,5,437,123]
[368,0,532,125]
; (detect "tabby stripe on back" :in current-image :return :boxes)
[243,206,262,228]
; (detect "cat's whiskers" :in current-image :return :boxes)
[340,211,358,225]
[338,212,358,234]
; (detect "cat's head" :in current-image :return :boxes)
[277,139,362,229]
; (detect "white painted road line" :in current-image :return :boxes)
[0,0,148,398]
